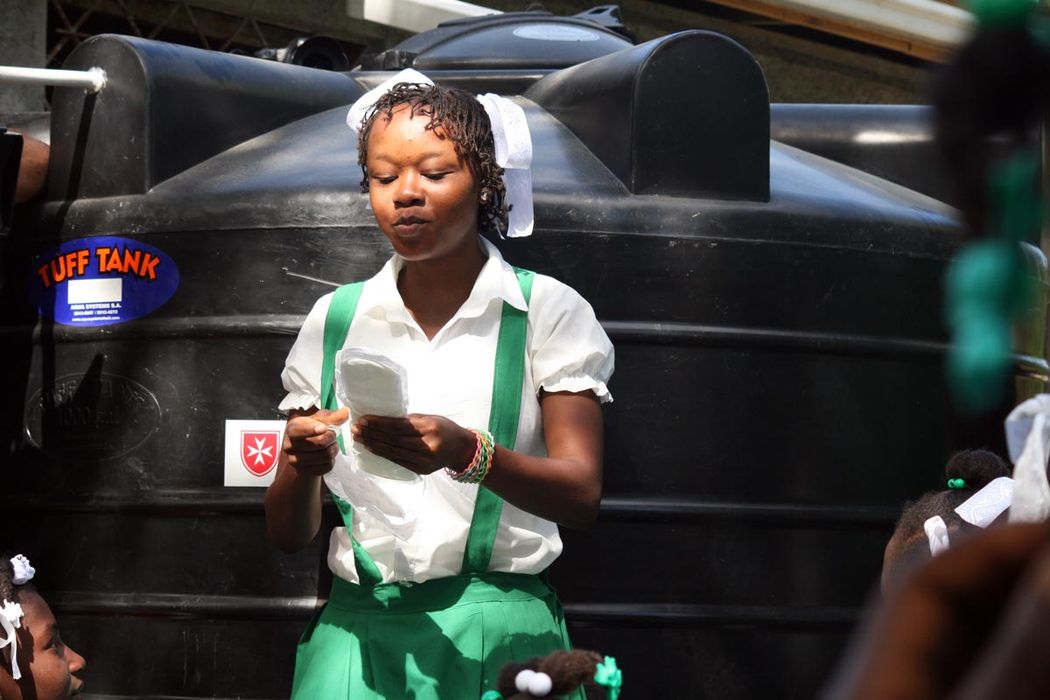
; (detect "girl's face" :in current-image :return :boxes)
[0,591,86,699]
[366,105,482,263]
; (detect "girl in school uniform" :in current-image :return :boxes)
[264,73,614,698]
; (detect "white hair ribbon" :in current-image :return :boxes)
[346,68,535,238]
[955,476,1014,528]
[345,68,433,132]
[9,555,34,586]
[924,515,951,556]
[475,93,534,238]
[0,600,24,680]
[1006,394,1050,523]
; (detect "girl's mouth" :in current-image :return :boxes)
[392,217,429,237]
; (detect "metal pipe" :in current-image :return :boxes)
[0,66,106,93]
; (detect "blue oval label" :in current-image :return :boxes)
[28,236,179,326]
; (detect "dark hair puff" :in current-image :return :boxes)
[944,449,1010,488]
[496,649,607,699]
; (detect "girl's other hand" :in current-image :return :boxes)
[283,407,349,477]
[351,414,476,475]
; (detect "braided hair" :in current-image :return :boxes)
[356,82,509,237]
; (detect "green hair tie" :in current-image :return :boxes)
[947,478,967,489]
[594,656,623,700]
[480,691,503,700]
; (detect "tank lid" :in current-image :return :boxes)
[358,11,634,71]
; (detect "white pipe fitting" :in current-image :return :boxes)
[0,65,107,94]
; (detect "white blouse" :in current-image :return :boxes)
[280,237,614,585]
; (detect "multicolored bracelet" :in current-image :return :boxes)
[446,428,495,484]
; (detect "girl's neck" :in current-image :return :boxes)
[398,236,487,340]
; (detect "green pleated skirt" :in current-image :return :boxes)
[291,572,581,699]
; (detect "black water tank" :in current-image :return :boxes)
[2,28,1047,700]
[360,11,633,70]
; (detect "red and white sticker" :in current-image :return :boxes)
[224,420,285,487]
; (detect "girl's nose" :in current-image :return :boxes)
[394,171,423,207]
[67,645,86,673]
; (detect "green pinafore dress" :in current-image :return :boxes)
[291,269,581,699]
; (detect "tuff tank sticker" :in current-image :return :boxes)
[28,236,179,326]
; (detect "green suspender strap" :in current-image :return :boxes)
[319,268,536,583]
[319,281,384,587]
[462,267,535,574]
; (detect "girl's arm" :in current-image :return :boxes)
[352,390,604,529]
[264,407,349,552]
[484,390,603,529]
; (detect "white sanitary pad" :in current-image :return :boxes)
[334,347,417,481]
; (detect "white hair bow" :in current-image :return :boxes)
[955,476,1014,528]
[924,515,951,556]
[0,600,24,680]
[922,476,1015,558]
[0,555,36,680]
[10,555,34,586]
[346,68,535,238]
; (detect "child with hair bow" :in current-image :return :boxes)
[265,71,614,698]
[0,554,86,700]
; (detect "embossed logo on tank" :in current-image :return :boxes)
[24,372,162,461]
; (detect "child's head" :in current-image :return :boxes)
[0,555,86,699]
[356,81,509,237]
[483,649,622,699]
[881,450,1011,592]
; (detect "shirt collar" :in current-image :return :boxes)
[358,236,528,325]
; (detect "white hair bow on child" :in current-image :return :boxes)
[0,554,34,680]
[923,477,1015,555]
[10,555,34,586]
[346,68,535,238]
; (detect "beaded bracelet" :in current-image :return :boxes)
[446,428,495,484]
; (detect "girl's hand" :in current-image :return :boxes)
[283,407,349,477]
[351,414,477,475]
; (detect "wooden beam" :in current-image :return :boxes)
[697,0,961,62]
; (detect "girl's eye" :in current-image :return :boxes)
[45,631,66,653]
[423,172,449,181]
[372,175,396,185]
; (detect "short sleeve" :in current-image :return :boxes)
[278,292,335,413]
[528,275,614,403]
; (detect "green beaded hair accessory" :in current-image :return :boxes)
[480,691,503,700]
[947,478,967,489]
[594,656,623,699]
